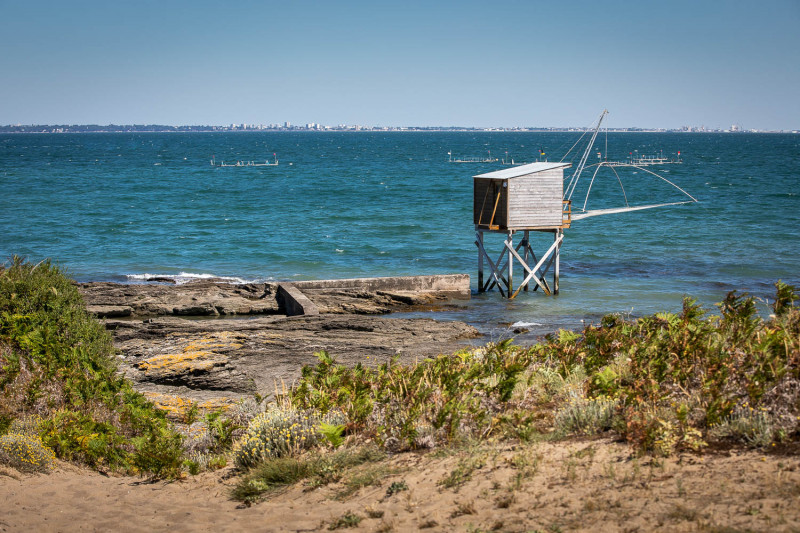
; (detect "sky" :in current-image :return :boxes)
[1,0,798,130]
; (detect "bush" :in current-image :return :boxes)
[0,257,184,476]
[554,394,618,436]
[232,405,343,469]
[290,340,535,450]
[536,282,800,454]
[710,405,774,448]
[7,414,46,437]
[285,282,800,458]
[232,456,312,501]
[232,445,385,502]
[0,432,56,473]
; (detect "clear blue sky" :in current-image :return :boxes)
[2,0,798,130]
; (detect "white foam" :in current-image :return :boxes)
[175,272,248,284]
[126,272,262,285]
[511,321,544,328]
[126,273,156,281]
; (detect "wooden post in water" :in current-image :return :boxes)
[522,230,530,292]
[477,231,484,292]
[554,229,561,295]
[507,232,513,296]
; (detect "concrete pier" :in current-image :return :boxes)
[293,274,471,299]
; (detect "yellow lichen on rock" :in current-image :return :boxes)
[136,332,244,376]
[198,398,237,413]
[143,392,237,421]
[181,331,245,353]
[138,350,224,373]
[143,392,195,419]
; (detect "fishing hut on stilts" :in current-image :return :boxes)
[474,162,573,297]
[474,110,697,298]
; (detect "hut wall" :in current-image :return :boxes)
[507,170,563,228]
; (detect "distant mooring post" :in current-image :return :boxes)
[474,162,573,298]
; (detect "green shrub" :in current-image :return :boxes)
[533,282,800,454]
[319,422,346,448]
[0,257,184,476]
[290,340,534,449]
[386,480,409,496]
[203,410,240,453]
[232,405,343,469]
[232,445,385,502]
[233,456,312,501]
[554,394,618,436]
[623,406,707,457]
[328,511,362,530]
[287,282,798,458]
[710,406,774,448]
[0,432,56,472]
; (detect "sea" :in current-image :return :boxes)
[2,131,798,341]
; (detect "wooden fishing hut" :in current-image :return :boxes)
[474,162,572,298]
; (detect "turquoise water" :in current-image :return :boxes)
[2,131,798,337]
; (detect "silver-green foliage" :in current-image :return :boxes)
[232,405,344,469]
[0,432,56,473]
[554,394,619,436]
[710,406,774,448]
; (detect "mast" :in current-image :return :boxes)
[565,109,608,201]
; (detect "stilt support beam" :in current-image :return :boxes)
[475,228,563,299]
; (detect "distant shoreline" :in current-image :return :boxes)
[2,126,797,134]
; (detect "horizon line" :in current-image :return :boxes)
[2,123,796,133]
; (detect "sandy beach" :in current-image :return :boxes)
[2,438,799,532]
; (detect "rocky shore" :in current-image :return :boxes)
[78,275,480,414]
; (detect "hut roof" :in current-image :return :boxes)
[474,162,571,180]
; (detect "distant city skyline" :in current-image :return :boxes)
[2,122,794,134]
[1,0,798,131]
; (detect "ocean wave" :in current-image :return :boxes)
[126,272,266,285]
[511,321,544,328]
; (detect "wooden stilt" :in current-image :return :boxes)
[554,229,561,295]
[486,248,508,295]
[477,227,565,299]
[526,240,540,292]
[477,231,484,292]
[522,231,530,291]
[485,245,510,293]
[508,231,564,298]
[507,232,513,296]
[476,235,509,296]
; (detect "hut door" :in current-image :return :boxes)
[478,179,506,230]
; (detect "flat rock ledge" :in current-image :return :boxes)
[79,274,471,318]
[79,275,480,415]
